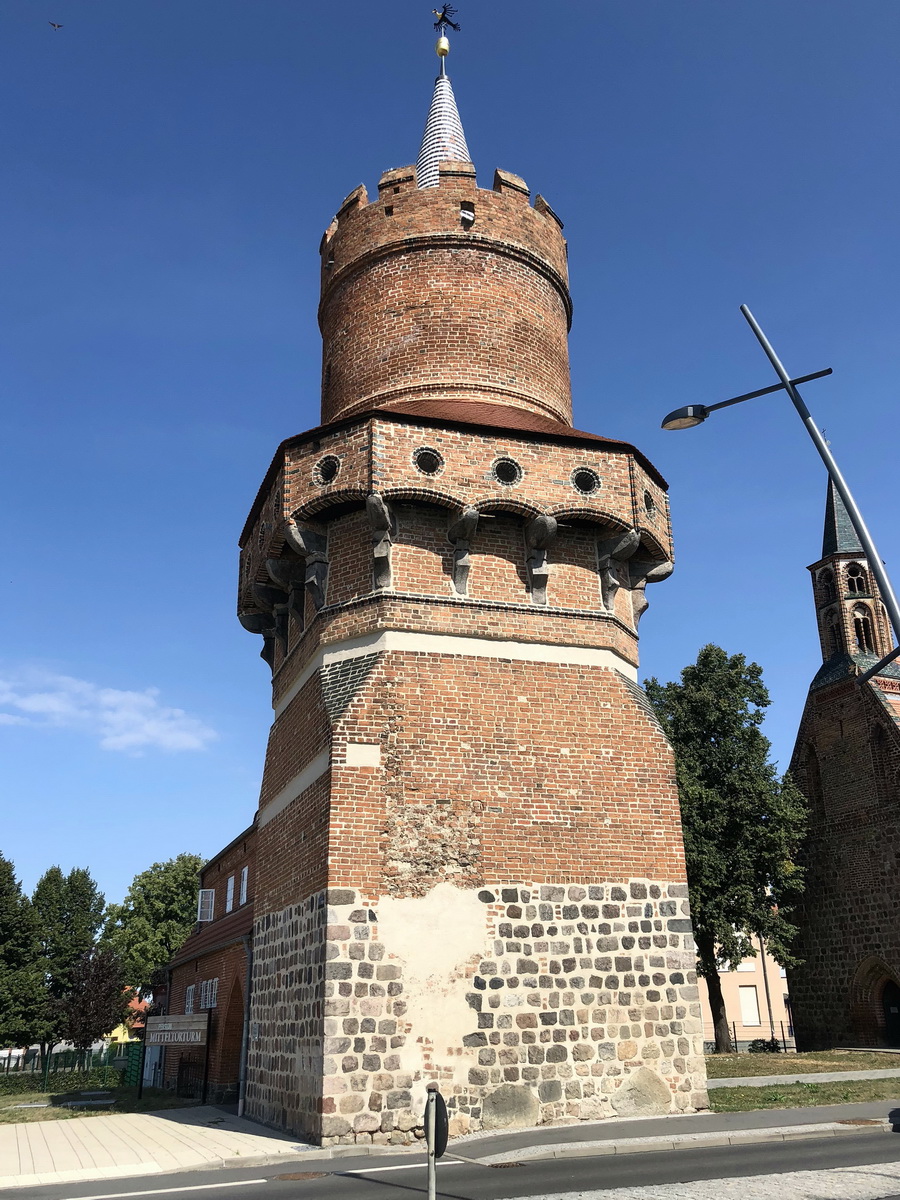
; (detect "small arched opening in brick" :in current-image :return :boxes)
[849,956,900,1047]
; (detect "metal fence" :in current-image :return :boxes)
[702,1020,796,1054]
[0,1043,135,1076]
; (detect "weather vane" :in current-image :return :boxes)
[432,6,460,35]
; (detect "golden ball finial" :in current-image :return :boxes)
[436,35,450,57]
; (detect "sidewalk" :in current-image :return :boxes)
[707,1068,900,1089]
[2,1097,900,1190]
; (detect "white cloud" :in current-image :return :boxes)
[0,670,217,753]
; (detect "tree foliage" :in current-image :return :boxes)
[103,854,205,991]
[0,855,48,1048]
[645,644,808,1051]
[58,948,133,1052]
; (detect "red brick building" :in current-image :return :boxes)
[789,483,900,1048]
[171,39,706,1140]
[165,826,255,1103]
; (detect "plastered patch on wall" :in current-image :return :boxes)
[376,881,488,1082]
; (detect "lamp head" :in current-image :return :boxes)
[660,405,709,431]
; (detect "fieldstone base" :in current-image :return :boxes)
[247,879,708,1144]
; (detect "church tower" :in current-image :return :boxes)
[789,482,900,1048]
[238,37,706,1143]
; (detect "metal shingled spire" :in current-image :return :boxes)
[822,478,864,557]
[416,34,470,188]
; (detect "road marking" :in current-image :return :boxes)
[63,1181,268,1200]
[343,1161,463,1174]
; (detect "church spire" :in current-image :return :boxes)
[822,478,863,557]
[416,34,471,188]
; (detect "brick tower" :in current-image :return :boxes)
[788,482,900,1047]
[238,39,707,1143]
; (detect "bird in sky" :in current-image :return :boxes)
[433,6,460,33]
[49,21,62,30]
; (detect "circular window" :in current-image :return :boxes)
[493,458,522,486]
[572,467,601,496]
[314,455,340,486]
[413,447,443,476]
[643,490,656,516]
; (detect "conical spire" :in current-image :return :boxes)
[822,479,863,557]
[416,72,471,188]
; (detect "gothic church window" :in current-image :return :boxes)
[847,563,868,595]
[824,609,842,657]
[820,569,836,604]
[853,605,876,654]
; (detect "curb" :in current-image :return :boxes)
[475,1119,893,1164]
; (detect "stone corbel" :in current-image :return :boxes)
[447,506,479,595]
[597,527,641,613]
[238,610,277,669]
[265,558,308,626]
[628,559,675,626]
[252,582,291,651]
[525,514,558,606]
[282,521,330,612]
[366,493,395,591]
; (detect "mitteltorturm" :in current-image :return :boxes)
[171,26,708,1144]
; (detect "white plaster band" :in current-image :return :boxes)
[258,750,330,828]
[274,630,637,718]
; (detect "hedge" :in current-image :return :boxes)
[0,1067,124,1096]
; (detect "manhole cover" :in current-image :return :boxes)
[837,1119,882,1126]
[273,1172,328,1180]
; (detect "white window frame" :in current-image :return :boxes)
[199,977,219,1010]
[738,984,761,1027]
[197,888,215,922]
[239,866,249,906]
[184,984,195,1014]
[225,875,235,914]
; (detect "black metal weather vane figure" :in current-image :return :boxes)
[433,5,460,34]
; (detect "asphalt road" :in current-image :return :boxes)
[23,1131,900,1200]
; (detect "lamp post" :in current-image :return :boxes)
[660,305,900,685]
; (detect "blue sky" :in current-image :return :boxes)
[2,1,898,905]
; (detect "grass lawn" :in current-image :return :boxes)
[0,1088,199,1123]
[705,1050,900,1077]
[710,1077,900,1112]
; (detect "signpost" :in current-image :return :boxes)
[423,1083,448,1200]
[140,1013,210,1101]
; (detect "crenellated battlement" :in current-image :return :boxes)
[317,161,574,427]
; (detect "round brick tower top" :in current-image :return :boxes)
[318,71,573,428]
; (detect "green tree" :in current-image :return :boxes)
[645,644,808,1054]
[0,854,48,1048]
[58,948,134,1060]
[32,865,107,1059]
[103,854,205,991]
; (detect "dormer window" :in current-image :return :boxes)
[847,563,868,595]
[853,604,875,654]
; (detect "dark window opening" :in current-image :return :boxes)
[847,563,868,594]
[854,605,875,654]
[493,458,522,486]
[315,455,340,486]
[460,201,475,227]
[413,447,443,476]
[644,490,655,515]
[825,611,842,656]
[384,206,394,217]
[820,569,836,604]
[572,467,601,495]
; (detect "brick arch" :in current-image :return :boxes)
[216,976,245,1102]
[848,955,900,1045]
[549,505,631,531]
[381,486,460,512]
[474,497,543,519]
[292,488,368,520]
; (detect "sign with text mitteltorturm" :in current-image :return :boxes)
[145,1013,209,1046]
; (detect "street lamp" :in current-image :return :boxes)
[661,305,900,685]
